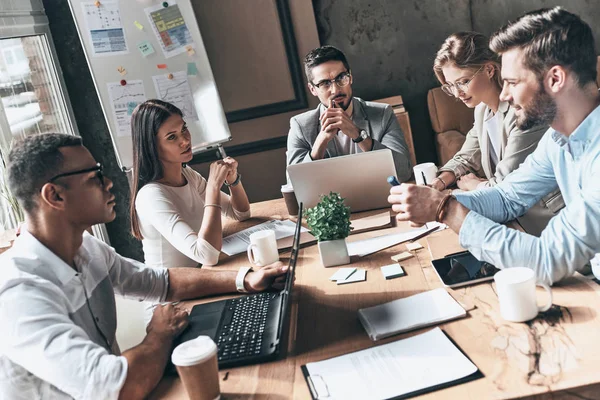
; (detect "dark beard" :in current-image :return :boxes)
[516,85,557,130]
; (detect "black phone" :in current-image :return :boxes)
[431,251,499,288]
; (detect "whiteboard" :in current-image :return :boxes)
[67,0,231,170]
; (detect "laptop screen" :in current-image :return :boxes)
[275,203,302,341]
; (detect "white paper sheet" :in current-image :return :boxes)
[304,328,478,400]
[107,80,146,137]
[145,1,194,58]
[152,71,198,121]
[82,1,128,56]
[222,220,308,256]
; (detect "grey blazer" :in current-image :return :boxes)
[439,101,564,236]
[286,97,412,182]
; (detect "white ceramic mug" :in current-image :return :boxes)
[413,162,438,186]
[247,230,279,267]
[494,267,552,322]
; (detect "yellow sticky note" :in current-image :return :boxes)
[406,242,424,252]
[117,66,127,76]
[134,21,144,30]
[186,45,195,56]
[391,251,414,262]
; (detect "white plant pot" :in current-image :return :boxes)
[318,239,350,267]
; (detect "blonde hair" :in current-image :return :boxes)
[433,31,502,87]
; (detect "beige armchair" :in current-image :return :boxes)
[427,87,474,165]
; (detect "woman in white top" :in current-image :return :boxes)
[430,32,563,236]
[129,99,251,269]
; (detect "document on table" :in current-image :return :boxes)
[221,220,308,256]
[302,327,481,400]
[347,223,439,257]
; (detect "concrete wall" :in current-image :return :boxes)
[313,0,600,163]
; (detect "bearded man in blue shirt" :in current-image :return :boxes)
[389,7,600,286]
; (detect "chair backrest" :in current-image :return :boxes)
[373,95,417,167]
[427,87,474,135]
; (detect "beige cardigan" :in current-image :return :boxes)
[439,101,564,236]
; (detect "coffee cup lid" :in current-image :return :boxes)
[171,335,217,366]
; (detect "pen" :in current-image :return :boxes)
[387,176,400,186]
[421,171,428,186]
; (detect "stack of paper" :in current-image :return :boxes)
[221,220,308,256]
[358,288,466,341]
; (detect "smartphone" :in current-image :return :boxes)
[431,251,499,288]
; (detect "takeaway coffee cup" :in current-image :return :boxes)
[247,230,279,267]
[413,162,438,186]
[281,184,300,216]
[494,267,553,322]
[171,336,220,400]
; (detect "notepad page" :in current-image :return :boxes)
[305,327,478,400]
[358,288,466,341]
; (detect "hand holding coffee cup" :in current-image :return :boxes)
[247,230,279,267]
[494,267,552,322]
[413,162,438,186]
[171,336,220,400]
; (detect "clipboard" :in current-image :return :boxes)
[301,329,483,400]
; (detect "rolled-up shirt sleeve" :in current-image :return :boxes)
[0,279,127,400]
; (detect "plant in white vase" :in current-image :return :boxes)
[306,192,353,267]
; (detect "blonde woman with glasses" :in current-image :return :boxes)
[430,31,563,236]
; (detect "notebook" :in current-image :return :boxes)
[358,288,466,341]
[302,327,483,400]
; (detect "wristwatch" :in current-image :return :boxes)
[352,129,369,143]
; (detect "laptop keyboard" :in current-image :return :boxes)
[217,292,279,362]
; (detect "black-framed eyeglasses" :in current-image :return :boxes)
[48,163,105,187]
[441,66,484,97]
[312,71,351,91]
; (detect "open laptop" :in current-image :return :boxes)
[287,149,396,212]
[172,205,303,369]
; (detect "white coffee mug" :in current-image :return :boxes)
[413,162,438,186]
[494,267,552,322]
[247,230,279,267]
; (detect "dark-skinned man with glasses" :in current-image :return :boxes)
[0,134,288,399]
[286,45,412,182]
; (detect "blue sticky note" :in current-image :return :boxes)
[137,40,155,57]
[187,62,199,76]
[127,101,137,115]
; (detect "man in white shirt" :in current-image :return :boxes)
[286,45,412,181]
[0,134,288,399]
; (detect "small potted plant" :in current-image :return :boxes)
[306,192,353,267]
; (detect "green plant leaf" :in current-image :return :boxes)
[306,192,353,242]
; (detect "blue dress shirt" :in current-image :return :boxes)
[454,105,600,285]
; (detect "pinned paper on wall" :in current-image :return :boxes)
[186,62,198,76]
[117,66,126,76]
[145,1,195,58]
[137,41,155,57]
[107,80,146,137]
[134,20,144,30]
[82,1,128,56]
[152,70,198,121]
[185,45,195,56]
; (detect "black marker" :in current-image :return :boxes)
[387,176,400,186]
[421,171,428,186]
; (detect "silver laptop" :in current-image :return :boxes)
[287,149,396,212]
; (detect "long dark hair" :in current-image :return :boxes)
[129,99,183,240]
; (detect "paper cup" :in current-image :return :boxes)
[171,336,221,400]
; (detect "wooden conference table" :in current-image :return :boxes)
[151,199,600,400]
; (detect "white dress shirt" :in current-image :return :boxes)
[0,231,169,399]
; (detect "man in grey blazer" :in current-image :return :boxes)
[286,46,412,182]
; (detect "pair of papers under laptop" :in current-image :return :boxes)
[302,327,481,400]
[221,220,310,256]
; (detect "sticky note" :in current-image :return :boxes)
[134,20,144,30]
[337,269,366,285]
[127,101,137,116]
[391,251,414,262]
[117,66,126,76]
[187,62,198,76]
[137,41,155,57]
[157,64,168,69]
[329,268,356,282]
[406,242,424,251]
[186,45,195,56]
[381,264,406,280]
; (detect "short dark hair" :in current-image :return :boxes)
[6,133,82,213]
[490,7,597,86]
[304,45,351,83]
[129,99,183,240]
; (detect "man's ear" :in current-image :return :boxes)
[308,82,318,97]
[39,183,66,211]
[546,65,567,94]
